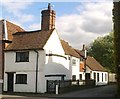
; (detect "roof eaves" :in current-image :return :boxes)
[4,48,44,52]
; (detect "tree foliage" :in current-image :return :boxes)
[88,32,115,72]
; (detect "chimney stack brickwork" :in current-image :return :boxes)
[41,3,56,31]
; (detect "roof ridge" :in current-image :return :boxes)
[13,29,55,35]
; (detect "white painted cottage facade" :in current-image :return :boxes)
[75,49,108,85]
[3,28,76,93]
[85,56,108,85]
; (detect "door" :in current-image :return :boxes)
[85,73,90,80]
[7,73,14,92]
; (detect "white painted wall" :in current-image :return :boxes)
[71,57,80,80]
[4,29,73,93]
[92,71,108,85]
[4,51,37,72]
[44,29,72,80]
[44,29,65,55]
[14,72,36,92]
[45,56,71,80]
[37,51,46,93]
[86,66,108,85]
[4,50,46,93]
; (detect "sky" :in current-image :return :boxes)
[0,0,113,49]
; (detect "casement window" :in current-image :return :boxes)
[97,73,99,82]
[68,56,71,60]
[94,72,96,80]
[72,59,76,65]
[16,52,29,62]
[16,74,27,84]
[72,75,76,81]
[102,73,104,82]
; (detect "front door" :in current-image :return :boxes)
[7,73,14,92]
[85,73,90,80]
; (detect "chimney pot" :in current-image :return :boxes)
[48,3,51,10]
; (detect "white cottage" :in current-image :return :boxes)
[86,56,108,85]
[4,28,72,93]
[75,48,108,85]
[3,4,73,93]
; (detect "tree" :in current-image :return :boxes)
[113,1,120,97]
[88,32,115,73]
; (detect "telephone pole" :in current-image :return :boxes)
[113,1,120,97]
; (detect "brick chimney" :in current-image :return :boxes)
[41,3,56,31]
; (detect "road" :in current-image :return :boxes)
[2,84,117,99]
[56,84,117,98]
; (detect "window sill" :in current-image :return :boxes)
[15,83,27,84]
[15,61,29,63]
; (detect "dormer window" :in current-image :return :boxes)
[16,52,29,62]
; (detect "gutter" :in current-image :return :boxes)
[34,50,39,93]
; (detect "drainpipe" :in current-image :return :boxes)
[34,50,39,93]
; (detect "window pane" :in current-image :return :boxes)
[97,73,99,82]
[72,59,76,65]
[16,74,27,84]
[16,53,20,62]
[16,52,29,62]
[102,73,103,82]
[94,73,96,80]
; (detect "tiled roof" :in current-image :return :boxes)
[6,20,25,40]
[5,29,54,51]
[61,40,80,58]
[86,56,106,72]
[0,20,25,41]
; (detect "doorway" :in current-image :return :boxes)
[7,73,14,92]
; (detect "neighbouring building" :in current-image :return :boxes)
[86,56,108,85]
[75,47,108,85]
[0,19,24,92]
[61,40,80,81]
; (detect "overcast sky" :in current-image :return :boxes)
[1,0,113,49]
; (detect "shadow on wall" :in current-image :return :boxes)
[45,55,71,80]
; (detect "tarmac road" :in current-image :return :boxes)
[2,84,117,99]
[56,84,117,98]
